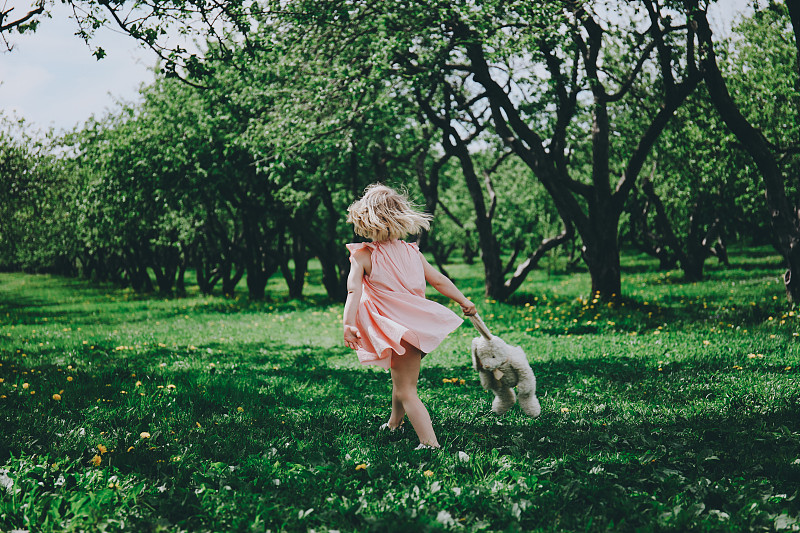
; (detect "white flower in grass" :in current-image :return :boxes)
[436,510,455,526]
[0,469,12,492]
[457,451,470,463]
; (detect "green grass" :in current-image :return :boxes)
[1,250,799,532]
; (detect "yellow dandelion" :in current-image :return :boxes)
[52,393,61,401]
[423,470,434,477]
[97,444,107,454]
[166,384,176,390]
[786,366,793,371]
[90,455,102,466]
[22,382,29,389]
[196,422,201,428]
[126,446,135,452]
[459,379,465,385]
[237,406,244,413]
[355,463,367,471]
[135,381,142,387]
[561,407,570,413]
[67,376,73,382]
[140,432,151,439]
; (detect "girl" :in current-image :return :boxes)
[342,184,477,450]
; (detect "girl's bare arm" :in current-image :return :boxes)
[342,249,370,349]
[420,254,477,315]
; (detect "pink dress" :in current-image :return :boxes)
[346,240,463,369]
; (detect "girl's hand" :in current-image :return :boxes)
[343,325,362,350]
[460,300,477,316]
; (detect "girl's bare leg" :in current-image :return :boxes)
[387,386,406,429]
[389,341,439,447]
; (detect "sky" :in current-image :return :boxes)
[0,0,157,133]
[0,0,753,134]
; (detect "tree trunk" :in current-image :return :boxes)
[195,252,215,294]
[176,251,187,295]
[582,227,622,297]
[319,253,347,301]
[785,243,800,302]
[312,184,348,302]
[280,232,309,300]
[680,254,705,282]
[221,261,244,296]
[246,266,268,300]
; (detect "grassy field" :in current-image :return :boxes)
[1,250,799,532]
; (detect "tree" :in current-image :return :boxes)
[0,116,77,275]
[686,0,800,301]
[624,82,765,280]
[281,0,702,298]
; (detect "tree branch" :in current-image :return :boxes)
[0,3,44,35]
[613,70,700,215]
[605,38,659,102]
[645,0,676,94]
[502,221,574,296]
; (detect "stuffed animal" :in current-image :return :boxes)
[469,315,541,418]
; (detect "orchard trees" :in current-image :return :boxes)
[274,0,702,299]
[686,0,800,301]
[0,117,76,275]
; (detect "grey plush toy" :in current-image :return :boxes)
[469,315,541,418]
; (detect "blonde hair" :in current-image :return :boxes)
[347,183,432,242]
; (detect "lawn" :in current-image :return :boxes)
[1,250,799,532]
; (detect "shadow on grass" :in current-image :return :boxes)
[2,341,799,531]
[3,346,797,458]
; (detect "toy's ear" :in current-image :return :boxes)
[471,340,481,370]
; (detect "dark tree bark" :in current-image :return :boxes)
[279,227,311,300]
[310,183,348,302]
[242,214,280,300]
[126,246,153,292]
[688,1,800,301]
[151,239,180,294]
[221,260,245,296]
[176,253,187,295]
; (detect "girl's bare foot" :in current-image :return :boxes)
[379,421,404,432]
